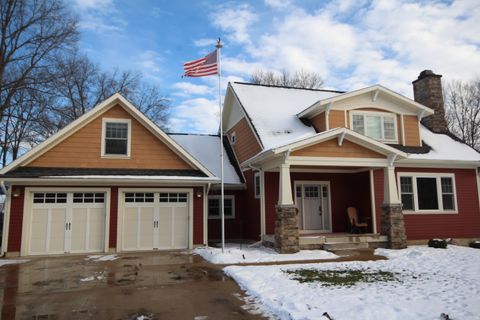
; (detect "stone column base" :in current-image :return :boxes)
[274,205,299,254]
[381,203,407,249]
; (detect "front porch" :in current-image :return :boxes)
[264,233,388,251]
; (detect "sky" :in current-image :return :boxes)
[72,0,480,134]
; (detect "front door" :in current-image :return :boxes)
[295,182,331,232]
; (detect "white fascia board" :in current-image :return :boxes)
[289,156,390,167]
[0,93,122,175]
[0,93,215,178]
[297,85,434,119]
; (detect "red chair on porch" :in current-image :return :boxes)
[347,207,368,234]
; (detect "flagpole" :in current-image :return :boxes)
[216,38,225,254]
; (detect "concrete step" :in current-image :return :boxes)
[323,242,369,251]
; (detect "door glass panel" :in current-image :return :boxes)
[417,177,439,210]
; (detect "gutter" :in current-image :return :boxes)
[0,181,9,257]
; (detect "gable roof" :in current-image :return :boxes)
[297,84,435,118]
[229,82,341,150]
[0,93,215,178]
[169,133,243,185]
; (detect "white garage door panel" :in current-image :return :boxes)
[29,192,106,255]
[121,192,189,251]
[30,209,49,254]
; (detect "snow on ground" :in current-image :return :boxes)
[194,244,338,264]
[80,271,106,282]
[0,259,28,267]
[225,246,480,320]
[86,254,118,262]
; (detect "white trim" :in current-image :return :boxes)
[203,185,208,245]
[400,114,406,146]
[101,118,131,158]
[344,110,347,127]
[289,156,390,168]
[369,169,377,234]
[397,172,458,214]
[20,187,111,256]
[2,177,218,186]
[254,172,261,199]
[117,188,194,252]
[259,170,266,238]
[2,186,12,255]
[0,93,215,178]
[294,180,332,233]
[289,168,370,174]
[350,110,398,144]
[297,84,434,118]
[207,195,235,219]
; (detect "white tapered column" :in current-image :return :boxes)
[278,164,293,205]
[383,166,401,204]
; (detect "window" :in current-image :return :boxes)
[73,193,105,203]
[33,192,67,204]
[102,118,131,157]
[399,174,457,213]
[125,192,154,203]
[351,111,397,142]
[208,195,235,219]
[159,193,188,203]
[254,173,261,199]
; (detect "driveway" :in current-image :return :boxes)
[0,251,267,320]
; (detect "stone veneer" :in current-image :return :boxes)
[274,205,300,253]
[381,204,408,249]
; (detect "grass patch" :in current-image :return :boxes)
[285,269,399,287]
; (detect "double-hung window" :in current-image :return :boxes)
[351,111,397,142]
[102,118,131,157]
[399,173,457,213]
[208,195,235,219]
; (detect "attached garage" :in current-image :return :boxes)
[118,189,193,252]
[21,188,110,256]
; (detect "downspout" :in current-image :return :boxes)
[0,181,8,256]
[249,164,265,244]
[204,183,211,247]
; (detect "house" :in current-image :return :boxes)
[0,70,479,256]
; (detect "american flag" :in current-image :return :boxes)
[183,49,218,77]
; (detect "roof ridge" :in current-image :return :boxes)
[167,132,219,137]
[233,81,345,93]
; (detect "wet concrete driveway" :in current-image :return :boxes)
[0,252,267,320]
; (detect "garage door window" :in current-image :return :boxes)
[73,193,105,203]
[159,193,188,203]
[33,192,67,203]
[125,192,154,203]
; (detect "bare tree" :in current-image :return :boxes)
[250,69,324,89]
[444,78,480,151]
[0,0,79,122]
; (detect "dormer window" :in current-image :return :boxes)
[351,111,397,143]
[101,118,131,157]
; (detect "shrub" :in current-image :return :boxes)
[428,239,448,249]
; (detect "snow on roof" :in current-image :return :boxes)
[170,134,242,184]
[231,83,340,149]
[409,125,480,162]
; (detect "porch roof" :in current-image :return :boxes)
[243,127,407,168]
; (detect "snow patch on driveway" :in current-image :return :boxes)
[225,245,480,319]
[194,245,338,264]
[0,259,28,267]
[86,254,118,262]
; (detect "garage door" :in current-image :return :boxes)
[122,192,189,251]
[29,192,106,255]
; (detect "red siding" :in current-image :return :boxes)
[109,187,118,248]
[7,186,25,252]
[207,189,246,240]
[243,170,261,240]
[193,187,204,245]
[374,168,480,240]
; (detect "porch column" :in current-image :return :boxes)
[381,166,407,249]
[274,164,299,253]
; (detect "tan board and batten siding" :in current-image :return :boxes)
[291,139,385,158]
[227,117,262,163]
[403,115,421,146]
[28,104,193,169]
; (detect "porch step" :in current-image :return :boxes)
[322,241,369,251]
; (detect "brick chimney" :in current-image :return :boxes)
[412,70,447,133]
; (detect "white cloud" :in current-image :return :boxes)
[264,0,292,10]
[194,38,217,47]
[74,0,112,10]
[170,98,220,133]
[135,50,164,82]
[172,82,213,96]
[74,0,127,34]
[211,4,258,44]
